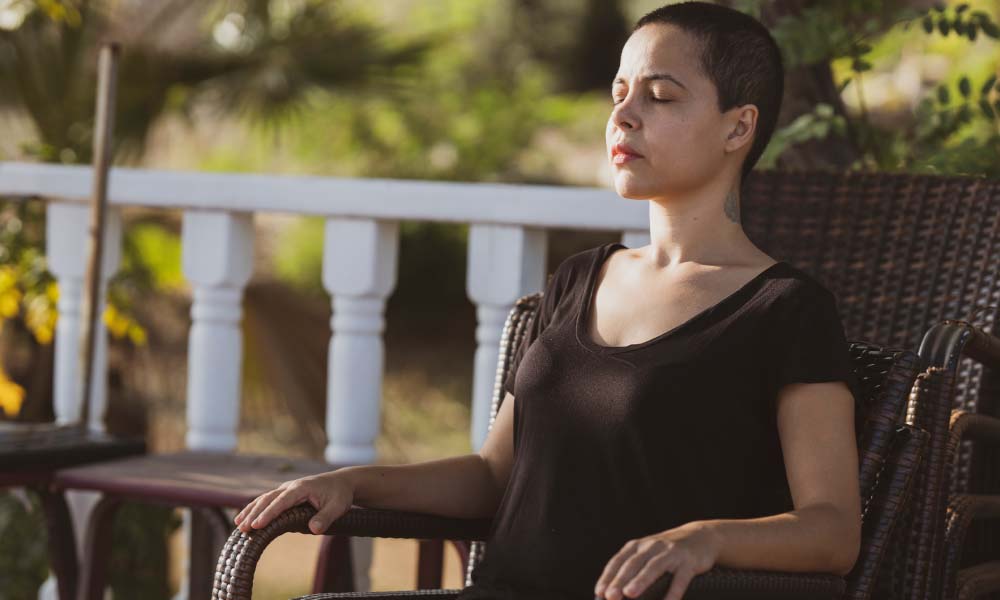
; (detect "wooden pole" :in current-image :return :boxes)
[77,42,120,429]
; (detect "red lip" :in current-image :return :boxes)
[611,142,643,159]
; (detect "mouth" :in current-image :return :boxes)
[610,142,644,165]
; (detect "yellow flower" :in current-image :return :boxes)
[0,267,16,293]
[127,323,148,346]
[0,289,20,318]
[0,368,24,418]
[103,305,131,340]
[34,326,53,345]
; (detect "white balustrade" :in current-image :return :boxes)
[181,210,254,451]
[45,201,122,430]
[322,217,399,464]
[466,225,548,451]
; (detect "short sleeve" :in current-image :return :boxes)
[775,285,856,391]
[501,259,574,397]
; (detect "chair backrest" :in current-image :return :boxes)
[742,170,1000,488]
[467,290,926,600]
[741,169,1000,592]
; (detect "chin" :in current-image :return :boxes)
[612,175,657,200]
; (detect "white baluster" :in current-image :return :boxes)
[181,211,253,451]
[322,218,398,465]
[466,224,547,451]
[41,202,120,600]
[622,230,650,249]
[46,201,121,430]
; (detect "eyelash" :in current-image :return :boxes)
[611,96,672,105]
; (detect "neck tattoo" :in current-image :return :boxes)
[723,187,741,224]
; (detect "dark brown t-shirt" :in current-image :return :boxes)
[458,241,861,600]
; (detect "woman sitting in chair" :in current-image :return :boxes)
[235,2,863,599]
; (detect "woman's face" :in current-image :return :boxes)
[606,23,752,200]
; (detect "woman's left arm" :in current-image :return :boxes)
[594,380,862,600]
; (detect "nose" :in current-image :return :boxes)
[610,95,639,131]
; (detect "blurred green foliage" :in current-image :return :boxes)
[754,0,1000,175]
[0,493,47,600]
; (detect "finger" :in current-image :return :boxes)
[242,489,283,530]
[236,495,269,532]
[235,495,264,525]
[595,543,638,597]
[250,486,304,529]
[308,497,346,534]
[621,552,672,598]
[663,566,695,600]
[607,549,658,600]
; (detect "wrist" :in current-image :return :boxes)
[330,465,363,499]
[689,519,725,558]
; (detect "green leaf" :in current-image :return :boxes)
[959,76,971,98]
[938,19,950,35]
[923,15,935,33]
[983,21,1000,38]
[968,25,978,41]
[980,98,995,119]
[982,75,997,96]
[932,2,946,12]
[954,20,967,35]
[837,77,853,94]
[937,85,950,104]
[852,58,872,72]
[956,4,969,13]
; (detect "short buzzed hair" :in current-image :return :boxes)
[635,2,784,185]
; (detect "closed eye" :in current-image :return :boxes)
[611,97,673,105]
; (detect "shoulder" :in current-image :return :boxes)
[547,242,616,286]
[769,263,839,305]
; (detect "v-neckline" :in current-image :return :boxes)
[575,242,786,354]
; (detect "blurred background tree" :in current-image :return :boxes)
[0,0,997,596]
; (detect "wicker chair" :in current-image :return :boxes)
[737,170,1000,600]
[919,321,1000,599]
[213,168,1000,599]
[212,284,928,600]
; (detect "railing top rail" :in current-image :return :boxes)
[0,161,646,230]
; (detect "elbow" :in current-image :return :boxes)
[829,519,861,577]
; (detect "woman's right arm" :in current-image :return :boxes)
[235,390,517,534]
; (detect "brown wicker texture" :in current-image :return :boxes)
[916,320,1000,599]
[211,295,926,600]
[740,170,1000,599]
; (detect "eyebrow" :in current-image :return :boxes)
[612,73,688,91]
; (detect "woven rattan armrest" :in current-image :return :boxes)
[213,504,845,600]
[940,410,1000,599]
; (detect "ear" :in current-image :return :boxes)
[723,104,758,154]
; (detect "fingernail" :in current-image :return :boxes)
[310,519,322,530]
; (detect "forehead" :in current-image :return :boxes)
[616,23,704,89]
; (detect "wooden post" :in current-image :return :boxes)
[77,42,119,429]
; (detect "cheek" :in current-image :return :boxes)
[647,114,721,171]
